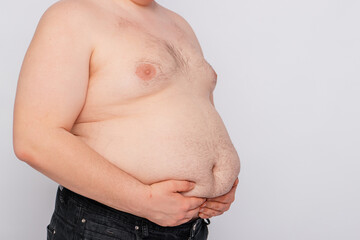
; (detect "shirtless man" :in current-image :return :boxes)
[13,0,240,239]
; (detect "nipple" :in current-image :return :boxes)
[135,63,157,81]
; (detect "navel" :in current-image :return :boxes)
[135,63,157,81]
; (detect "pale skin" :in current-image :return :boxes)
[116,0,240,220]
[13,0,239,227]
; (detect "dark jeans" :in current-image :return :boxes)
[46,185,210,240]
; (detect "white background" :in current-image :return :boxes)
[1,0,359,239]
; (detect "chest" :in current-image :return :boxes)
[87,20,217,105]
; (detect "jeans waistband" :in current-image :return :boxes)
[57,185,205,232]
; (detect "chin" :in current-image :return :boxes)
[132,0,154,6]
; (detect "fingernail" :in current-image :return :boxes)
[202,203,206,207]
[199,208,204,212]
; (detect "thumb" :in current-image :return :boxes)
[170,180,196,193]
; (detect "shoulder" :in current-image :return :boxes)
[156,5,199,36]
[37,0,97,33]
[160,5,196,35]
[42,0,96,17]
[157,4,203,54]
[31,0,104,52]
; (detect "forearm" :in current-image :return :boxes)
[15,127,149,217]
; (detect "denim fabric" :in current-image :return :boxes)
[46,185,210,240]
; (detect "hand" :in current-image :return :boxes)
[142,180,206,227]
[198,177,239,219]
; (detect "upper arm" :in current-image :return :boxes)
[13,1,94,147]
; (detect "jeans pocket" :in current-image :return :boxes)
[83,219,134,240]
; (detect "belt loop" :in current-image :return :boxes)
[139,220,149,238]
[58,185,65,203]
[142,224,149,237]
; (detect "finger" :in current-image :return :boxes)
[185,206,201,220]
[206,193,231,204]
[234,177,239,185]
[177,217,195,226]
[198,212,211,219]
[202,202,230,212]
[200,208,222,217]
[188,197,207,210]
[170,180,196,192]
[207,185,237,203]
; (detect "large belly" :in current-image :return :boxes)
[72,97,240,198]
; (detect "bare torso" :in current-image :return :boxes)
[70,0,240,198]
